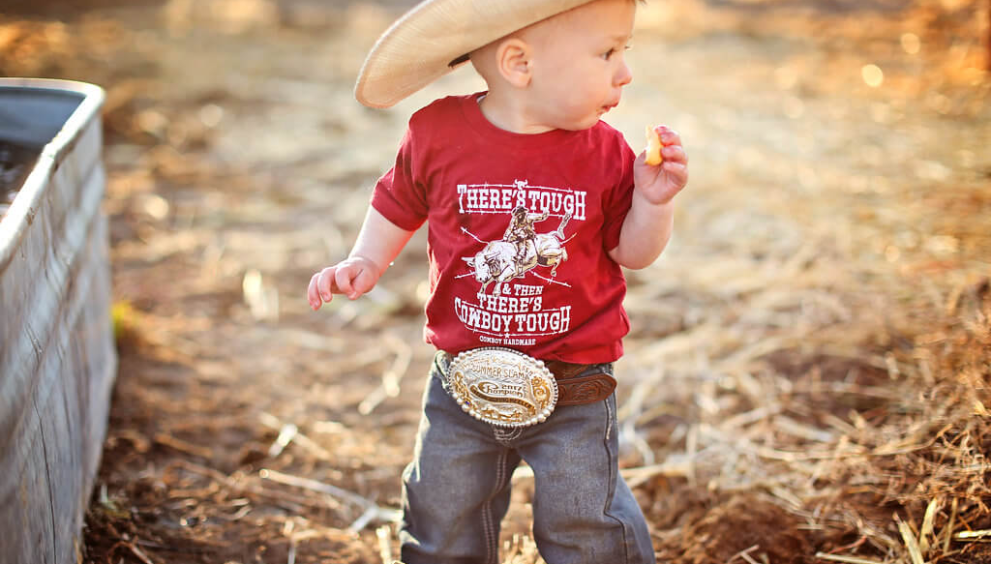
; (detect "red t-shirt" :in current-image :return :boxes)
[371,93,636,364]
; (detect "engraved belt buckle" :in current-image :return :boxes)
[448,347,558,428]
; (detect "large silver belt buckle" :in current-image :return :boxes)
[448,347,558,428]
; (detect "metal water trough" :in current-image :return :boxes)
[0,78,117,563]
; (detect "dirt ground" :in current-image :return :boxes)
[2,0,991,562]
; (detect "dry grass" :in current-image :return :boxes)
[1,0,989,562]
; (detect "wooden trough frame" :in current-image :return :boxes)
[0,78,116,563]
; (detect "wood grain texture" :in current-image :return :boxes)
[0,81,116,564]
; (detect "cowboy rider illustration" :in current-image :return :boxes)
[504,206,549,277]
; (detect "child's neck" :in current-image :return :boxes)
[478,90,556,135]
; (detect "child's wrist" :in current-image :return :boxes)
[632,188,676,210]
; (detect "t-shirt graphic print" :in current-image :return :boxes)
[456,180,577,347]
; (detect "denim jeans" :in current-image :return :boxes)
[399,352,655,564]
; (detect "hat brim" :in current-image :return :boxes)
[354,0,597,108]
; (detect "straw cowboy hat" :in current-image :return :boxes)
[355,0,598,108]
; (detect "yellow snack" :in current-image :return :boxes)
[644,125,663,166]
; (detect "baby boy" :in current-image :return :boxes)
[307,0,688,562]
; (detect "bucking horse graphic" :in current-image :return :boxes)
[462,207,572,296]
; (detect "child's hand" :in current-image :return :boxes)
[634,125,688,205]
[306,256,382,310]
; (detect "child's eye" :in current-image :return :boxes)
[602,44,631,60]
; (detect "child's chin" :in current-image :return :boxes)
[561,116,602,131]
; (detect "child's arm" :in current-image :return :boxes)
[307,207,416,310]
[608,126,689,270]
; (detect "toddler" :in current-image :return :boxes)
[307,0,689,562]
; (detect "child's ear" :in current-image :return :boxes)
[496,38,532,88]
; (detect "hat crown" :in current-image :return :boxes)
[355,0,597,108]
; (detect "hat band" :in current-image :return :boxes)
[448,53,470,68]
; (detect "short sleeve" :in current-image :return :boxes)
[600,139,636,251]
[370,125,429,231]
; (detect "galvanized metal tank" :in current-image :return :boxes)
[0,78,117,563]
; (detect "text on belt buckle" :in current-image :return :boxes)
[448,347,558,428]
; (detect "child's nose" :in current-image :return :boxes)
[615,61,632,87]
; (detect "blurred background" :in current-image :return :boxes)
[2,0,989,562]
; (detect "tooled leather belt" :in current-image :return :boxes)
[542,359,618,406]
[438,351,616,407]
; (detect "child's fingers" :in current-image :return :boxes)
[661,144,687,164]
[309,268,337,309]
[306,277,317,309]
[335,265,359,299]
[658,126,681,147]
[662,161,689,186]
[317,267,339,302]
[308,260,376,308]
[307,273,322,309]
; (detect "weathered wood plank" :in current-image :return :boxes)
[0,79,115,564]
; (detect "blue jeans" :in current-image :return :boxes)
[399,352,655,564]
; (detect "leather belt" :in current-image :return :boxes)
[438,351,616,407]
[543,360,618,406]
